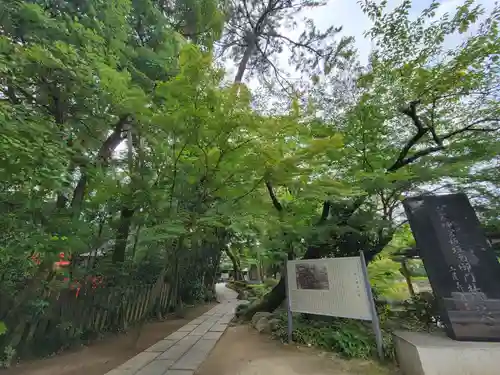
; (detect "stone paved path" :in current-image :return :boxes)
[105,284,239,375]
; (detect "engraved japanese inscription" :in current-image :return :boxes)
[403,193,500,341]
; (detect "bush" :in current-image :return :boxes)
[272,313,386,359]
[399,292,441,330]
[263,278,278,288]
[269,295,441,361]
[226,280,248,291]
[247,284,269,299]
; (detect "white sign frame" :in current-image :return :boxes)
[285,251,384,359]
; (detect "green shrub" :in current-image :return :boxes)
[399,292,440,330]
[227,280,248,292]
[272,313,387,359]
[263,278,278,288]
[0,345,16,369]
[248,284,268,298]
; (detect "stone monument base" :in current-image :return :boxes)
[394,331,500,375]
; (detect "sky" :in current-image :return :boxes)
[304,0,497,64]
[223,0,498,89]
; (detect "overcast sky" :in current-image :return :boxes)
[222,0,498,89]
[307,0,497,63]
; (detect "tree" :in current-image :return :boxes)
[0,0,232,337]
[219,0,354,87]
[242,0,500,318]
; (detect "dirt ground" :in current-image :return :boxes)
[3,303,216,375]
[196,325,399,375]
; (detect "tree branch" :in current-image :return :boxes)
[387,102,429,172]
[70,115,130,212]
[265,180,283,212]
[318,201,330,223]
[233,176,266,204]
[265,31,323,56]
[442,118,500,140]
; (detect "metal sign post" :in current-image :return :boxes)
[284,265,293,343]
[360,251,384,360]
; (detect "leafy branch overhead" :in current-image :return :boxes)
[1,0,500,345]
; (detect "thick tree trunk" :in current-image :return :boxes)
[112,207,135,263]
[234,42,255,84]
[70,116,128,212]
[225,247,243,280]
[242,244,322,319]
[70,173,88,213]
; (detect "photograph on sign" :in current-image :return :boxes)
[295,263,329,290]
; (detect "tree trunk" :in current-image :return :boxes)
[242,244,322,319]
[234,42,255,84]
[69,116,128,213]
[112,207,135,263]
[70,172,88,214]
[225,247,243,280]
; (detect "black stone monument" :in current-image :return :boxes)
[403,193,500,341]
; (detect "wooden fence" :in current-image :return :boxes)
[0,281,173,359]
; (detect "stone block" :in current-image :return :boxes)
[171,339,217,371]
[116,352,160,374]
[218,314,233,324]
[136,359,174,375]
[193,338,217,352]
[209,323,227,332]
[251,312,272,327]
[104,370,133,375]
[177,324,198,332]
[190,322,214,335]
[165,330,189,340]
[157,336,200,361]
[145,340,178,352]
[165,371,194,375]
[188,318,206,325]
[394,331,500,375]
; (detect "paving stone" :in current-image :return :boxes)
[171,339,217,370]
[117,352,160,373]
[165,330,189,340]
[194,338,218,351]
[106,284,237,375]
[177,324,198,332]
[104,370,134,375]
[190,322,214,335]
[209,323,227,332]
[171,354,205,370]
[157,336,200,361]
[202,331,223,340]
[145,340,178,352]
[188,318,206,325]
[136,359,174,375]
[218,314,234,324]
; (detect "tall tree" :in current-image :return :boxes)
[242,0,500,318]
[219,0,354,87]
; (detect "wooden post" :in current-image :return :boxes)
[400,259,416,297]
